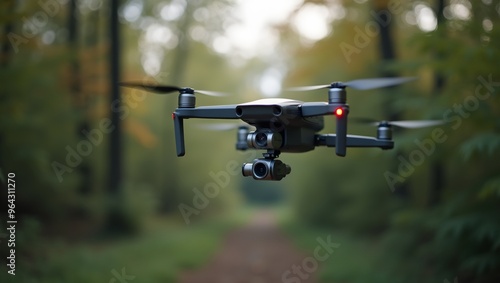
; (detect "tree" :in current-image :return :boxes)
[0,0,15,173]
[68,0,93,195]
[103,0,129,234]
[373,0,409,198]
[428,0,446,206]
[109,0,122,195]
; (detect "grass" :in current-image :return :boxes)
[0,211,249,283]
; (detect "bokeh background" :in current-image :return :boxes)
[1,0,499,282]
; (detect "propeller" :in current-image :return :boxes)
[287,77,416,91]
[352,117,445,129]
[119,82,227,97]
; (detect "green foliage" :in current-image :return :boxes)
[283,1,500,282]
[460,132,500,160]
[0,47,81,220]
[478,177,500,199]
[0,214,241,283]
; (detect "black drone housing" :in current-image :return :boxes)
[120,76,433,180]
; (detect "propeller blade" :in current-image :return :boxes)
[353,118,444,128]
[389,120,444,129]
[286,84,330,92]
[120,82,226,96]
[119,82,181,94]
[350,117,379,125]
[344,77,416,90]
[195,89,227,97]
[286,77,415,92]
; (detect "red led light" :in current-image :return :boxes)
[335,107,343,117]
[172,113,176,120]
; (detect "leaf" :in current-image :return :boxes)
[472,220,500,246]
[438,215,477,239]
[478,177,500,199]
[462,253,500,275]
[460,132,500,160]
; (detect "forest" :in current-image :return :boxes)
[1,0,499,282]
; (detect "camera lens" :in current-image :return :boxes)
[253,162,268,179]
[255,132,268,147]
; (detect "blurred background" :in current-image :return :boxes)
[1,0,499,282]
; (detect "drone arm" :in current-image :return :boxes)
[176,105,239,119]
[301,103,349,156]
[300,102,334,117]
[172,105,240,156]
[315,134,394,149]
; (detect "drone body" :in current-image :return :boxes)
[193,98,326,153]
[121,77,442,181]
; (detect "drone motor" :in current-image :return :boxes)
[377,122,392,140]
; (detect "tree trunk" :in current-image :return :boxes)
[374,2,409,198]
[429,0,446,206]
[0,1,16,172]
[102,0,130,235]
[158,3,195,213]
[109,0,122,195]
[68,0,92,195]
[1,1,14,66]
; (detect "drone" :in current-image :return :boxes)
[120,77,443,181]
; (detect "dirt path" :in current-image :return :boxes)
[179,210,317,283]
